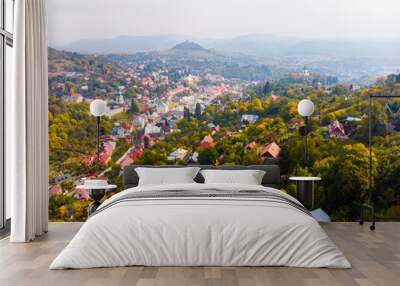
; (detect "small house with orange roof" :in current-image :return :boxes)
[211,125,221,134]
[69,188,89,201]
[267,93,280,102]
[49,185,62,197]
[261,142,281,160]
[245,141,258,152]
[199,135,214,149]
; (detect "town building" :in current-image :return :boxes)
[65,93,83,103]
[167,148,188,161]
[48,185,62,197]
[241,114,259,124]
[328,120,348,139]
[199,135,215,149]
[261,142,281,160]
[245,141,258,152]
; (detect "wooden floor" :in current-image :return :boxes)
[0,222,399,286]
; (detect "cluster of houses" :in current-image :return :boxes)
[119,147,143,168]
[325,106,400,139]
[49,52,279,206]
[112,121,133,138]
[165,139,281,165]
[65,92,84,103]
[62,88,130,119]
[82,141,116,166]
[51,51,379,207]
[164,122,282,165]
[325,116,364,139]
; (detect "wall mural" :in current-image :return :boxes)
[47,0,400,221]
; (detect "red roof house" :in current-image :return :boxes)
[245,141,258,152]
[70,188,89,201]
[120,147,143,168]
[66,93,83,103]
[120,156,134,168]
[328,120,348,139]
[199,135,214,149]
[211,125,221,134]
[49,185,62,197]
[261,142,281,159]
[267,94,280,101]
[82,152,96,166]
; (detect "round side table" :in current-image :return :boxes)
[289,177,331,223]
[79,184,117,216]
[289,177,321,210]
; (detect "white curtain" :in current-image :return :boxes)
[7,0,49,242]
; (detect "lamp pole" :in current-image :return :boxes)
[297,99,314,167]
[90,99,107,166]
[304,116,308,166]
[96,116,101,164]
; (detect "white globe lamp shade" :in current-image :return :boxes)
[297,99,314,117]
[90,99,107,117]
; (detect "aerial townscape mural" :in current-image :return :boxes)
[47,0,400,221]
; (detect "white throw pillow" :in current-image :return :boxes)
[200,169,266,185]
[135,167,200,186]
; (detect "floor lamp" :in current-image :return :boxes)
[297,99,331,222]
[90,99,107,164]
[360,94,400,230]
[297,99,314,166]
[87,99,110,215]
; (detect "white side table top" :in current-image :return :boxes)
[78,184,117,190]
[289,177,321,181]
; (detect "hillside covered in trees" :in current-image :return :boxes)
[132,75,400,220]
[48,47,400,221]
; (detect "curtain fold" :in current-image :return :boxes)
[8,0,49,242]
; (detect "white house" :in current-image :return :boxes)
[241,114,259,124]
[132,116,146,128]
[167,148,188,161]
[144,124,162,135]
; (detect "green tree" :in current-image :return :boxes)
[131,99,141,113]
[135,149,168,165]
[195,103,202,119]
[243,148,262,165]
[250,98,263,113]
[263,81,272,95]
[314,143,377,220]
[125,87,137,99]
[198,147,219,165]
[184,106,191,120]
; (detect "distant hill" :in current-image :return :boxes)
[162,40,217,57]
[55,34,296,56]
[156,40,231,62]
[55,34,400,60]
[171,40,208,52]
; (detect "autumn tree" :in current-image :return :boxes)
[198,147,219,165]
[314,143,376,219]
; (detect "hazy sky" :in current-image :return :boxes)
[48,0,400,45]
